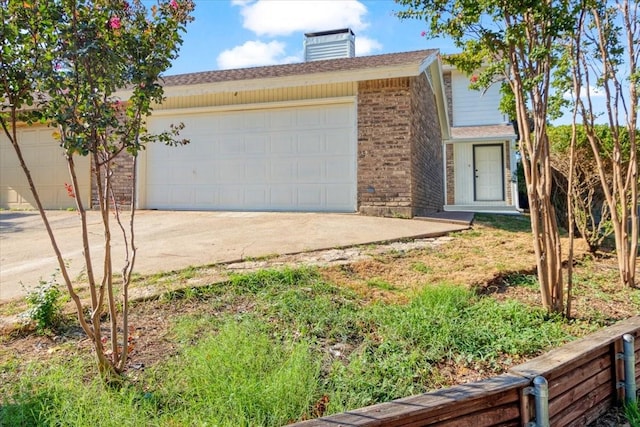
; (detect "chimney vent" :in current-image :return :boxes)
[304,28,355,62]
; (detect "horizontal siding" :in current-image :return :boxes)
[451,71,506,126]
[155,82,357,111]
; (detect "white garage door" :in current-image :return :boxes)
[0,126,90,209]
[141,102,357,212]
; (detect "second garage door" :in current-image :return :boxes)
[1,126,91,210]
[141,102,357,212]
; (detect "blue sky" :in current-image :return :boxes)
[160,0,458,75]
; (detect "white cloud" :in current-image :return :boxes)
[235,0,369,37]
[355,36,382,56]
[563,85,606,100]
[217,40,300,69]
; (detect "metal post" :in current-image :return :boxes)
[526,376,550,427]
[533,376,550,427]
[623,334,637,404]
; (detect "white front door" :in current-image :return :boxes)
[473,144,504,201]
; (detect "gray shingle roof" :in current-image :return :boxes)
[160,49,439,87]
[450,124,516,140]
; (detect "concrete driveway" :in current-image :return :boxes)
[0,210,470,302]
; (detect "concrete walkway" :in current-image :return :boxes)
[0,210,471,302]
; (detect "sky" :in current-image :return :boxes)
[150,0,617,125]
[158,0,459,75]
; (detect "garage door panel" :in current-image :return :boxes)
[326,132,351,154]
[1,127,90,209]
[220,114,246,132]
[297,159,323,182]
[326,185,354,205]
[168,186,195,205]
[298,133,325,154]
[245,159,267,181]
[270,187,295,206]
[270,110,295,129]
[327,158,354,182]
[271,134,295,153]
[297,109,324,128]
[195,187,217,205]
[245,135,267,154]
[218,160,249,183]
[326,107,352,127]
[297,186,323,206]
[271,160,296,181]
[144,103,356,212]
[245,187,267,205]
[219,186,246,206]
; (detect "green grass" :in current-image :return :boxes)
[627,400,640,427]
[154,321,320,426]
[411,261,433,274]
[475,213,532,232]
[0,268,603,426]
[366,278,399,291]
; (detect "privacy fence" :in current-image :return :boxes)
[292,316,640,427]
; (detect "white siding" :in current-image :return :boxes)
[451,71,507,126]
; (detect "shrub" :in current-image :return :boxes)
[22,274,64,333]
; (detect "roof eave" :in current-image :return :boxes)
[445,134,517,143]
[424,56,451,141]
[115,62,425,99]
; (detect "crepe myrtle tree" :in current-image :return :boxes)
[0,0,194,381]
[567,0,638,288]
[397,0,580,313]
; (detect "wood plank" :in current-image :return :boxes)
[511,316,640,380]
[510,344,609,381]
[426,403,520,427]
[386,388,521,427]
[544,351,611,399]
[549,380,612,426]
[564,396,616,427]
[289,374,528,427]
[548,367,613,416]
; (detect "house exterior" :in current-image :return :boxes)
[442,66,519,213]
[128,48,447,218]
[1,29,519,216]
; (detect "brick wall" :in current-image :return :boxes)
[357,76,443,217]
[91,152,135,209]
[357,78,414,217]
[409,73,444,216]
[445,143,455,205]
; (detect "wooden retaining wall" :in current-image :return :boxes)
[293,316,640,427]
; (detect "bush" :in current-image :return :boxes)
[22,274,64,333]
